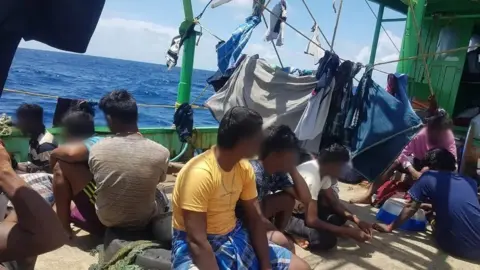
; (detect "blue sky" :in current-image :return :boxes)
[20,0,406,82]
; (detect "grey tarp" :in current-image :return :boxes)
[205,55,318,130]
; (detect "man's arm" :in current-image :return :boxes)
[176,167,218,269]
[0,146,67,261]
[374,200,421,233]
[305,199,371,242]
[323,188,372,235]
[241,198,272,270]
[183,210,218,270]
[50,144,89,169]
[374,174,430,233]
[283,167,311,206]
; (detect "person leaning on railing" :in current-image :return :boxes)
[0,140,67,268]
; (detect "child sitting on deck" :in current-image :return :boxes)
[236,125,312,252]
[171,107,310,270]
[285,144,372,251]
[14,104,57,173]
[50,104,105,237]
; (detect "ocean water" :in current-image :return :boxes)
[3,48,218,127]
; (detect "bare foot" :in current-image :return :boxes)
[349,195,372,204]
[291,236,309,249]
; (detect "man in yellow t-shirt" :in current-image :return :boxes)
[171,107,311,270]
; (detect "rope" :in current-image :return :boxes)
[373,43,480,66]
[407,0,435,97]
[0,114,12,136]
[195,0,215,20]
[196,21,224,42]
[2,88,209,110]
[364,0,400,53]
[190,84,211,105]
[252,0,391,76]
[300,0,333,51]
[330,0,344,50]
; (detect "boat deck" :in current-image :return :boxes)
[34,176,480,270]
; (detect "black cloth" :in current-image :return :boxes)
[0,0,105,96]
[52,98,85,127]
[285,194,347,251]
[320,61,362,149]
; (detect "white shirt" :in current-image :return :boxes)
[293,160,335,213]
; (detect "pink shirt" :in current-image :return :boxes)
[397,127,457,168]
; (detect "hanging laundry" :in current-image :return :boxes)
[304,24,324,64]
[217,15,261,75]
[264,0,287,46]
[345,70,422,181]
[166,35,181,70]
[211,0,233,9]
[294,51,340,141]
[320,61,362,149]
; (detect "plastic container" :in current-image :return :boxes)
[376,198,427,232]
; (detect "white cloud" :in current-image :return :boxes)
[19,17,219,70]
[354,30,402,85]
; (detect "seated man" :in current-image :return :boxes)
[0,141,67,269]
[50,107,105,237]
[172,107,310,270]
[285,144,372,251]
[237,125,311,252]
[14,104,57,173]
[374,148,480,262]
[88,90,171,245]
[351,109,456,205]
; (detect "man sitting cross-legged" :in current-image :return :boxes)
[171,107,310,270]
[50,105,105,238]
[236,125,311,252]
[285,144,373,251]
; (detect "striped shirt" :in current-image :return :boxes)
[88,134,170,228]
[27,131,57,172]
[8,173,54,208]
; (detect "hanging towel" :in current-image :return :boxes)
[294,51,340,141]
[217,16,261,75]
[346,70,423,181]
[264,1,287,46]
[304,24,324,64]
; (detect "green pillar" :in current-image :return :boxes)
[369,4,385,65]
[397,0,425,74]
[176,0,196,106]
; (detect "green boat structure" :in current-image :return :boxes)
[2,0,480,268]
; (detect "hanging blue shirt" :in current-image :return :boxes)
[408,171,480,261]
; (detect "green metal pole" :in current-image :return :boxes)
[176,0,196,106]
[369,4,385,65]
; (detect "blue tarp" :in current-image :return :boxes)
[347,71,423,181]
[217,16,261,75]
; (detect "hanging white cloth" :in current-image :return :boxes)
[211,0,233,8]
[304,24,324,64]
[265,0,287,46]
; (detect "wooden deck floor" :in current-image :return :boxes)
[34,175,480,270]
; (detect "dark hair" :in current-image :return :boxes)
[62,109,95,138]
[426,109,452,131]
[259,125,298,159]
[424,148,456,171]
[318,143,350,164]
[16,103,44,122]
[99,90,138,124]
[217,107,263,149]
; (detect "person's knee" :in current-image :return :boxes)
[289,254,311,270]
[268,231,295,253]
[309,232,337,251]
